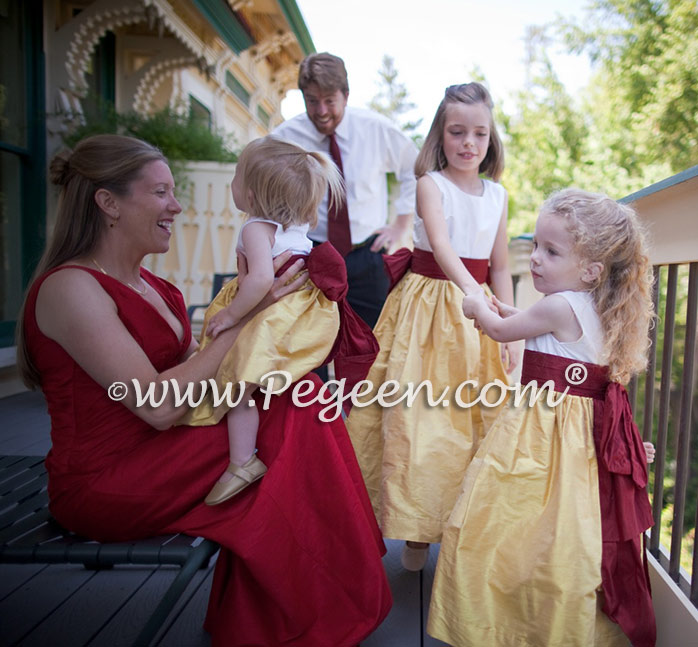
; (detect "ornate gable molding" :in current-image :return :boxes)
[251,31,296,63]
[270,64,298,96]
[133,55,198,113]
[61,1,146,96]
[143,0,218,65]
[57,0,218,98]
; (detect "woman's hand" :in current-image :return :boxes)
[270,252,308,301]
[236,250,308,316]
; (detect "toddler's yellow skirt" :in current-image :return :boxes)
[183,277,339,426]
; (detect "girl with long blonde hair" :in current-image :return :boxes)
[347,82,518,571]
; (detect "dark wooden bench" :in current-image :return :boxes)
[186,272,237,323]
[0,455,219,646]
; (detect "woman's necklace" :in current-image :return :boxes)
[91,258,148,296]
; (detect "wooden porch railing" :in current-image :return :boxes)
[629,259,698,603]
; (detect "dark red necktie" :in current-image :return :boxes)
[327,133,352,257]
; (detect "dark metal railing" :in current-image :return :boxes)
[635,261,698,605]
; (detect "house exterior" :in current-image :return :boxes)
[0,0,314,359]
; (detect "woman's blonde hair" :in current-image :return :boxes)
[16,134,167,389]
[541,188,655,384]
[415,82,504,181]
[235,136,343,229]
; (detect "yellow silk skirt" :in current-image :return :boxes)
[183,276,340,426]
[427,394,630,647]
[345,271,507,543]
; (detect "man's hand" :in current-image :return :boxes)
[371,217,411,253]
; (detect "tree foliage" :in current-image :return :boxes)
[501,0,694,235]
[368,55,423,145]
[561,0,698,173]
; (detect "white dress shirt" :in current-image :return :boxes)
[273,106,418,245]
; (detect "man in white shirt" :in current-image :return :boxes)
[273,52,418,329]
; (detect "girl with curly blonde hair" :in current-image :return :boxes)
[428,188,657,647]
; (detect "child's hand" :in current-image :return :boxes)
[501,341,522,374]
[462,290,489,320]
[491,295,520,319]
[206,309,238,339]
[643,441,656,464]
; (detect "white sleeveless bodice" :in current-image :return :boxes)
[237,217,312,257]
[525,290,603,363]
[413,172,507,258]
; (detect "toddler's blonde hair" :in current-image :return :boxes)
[541,188,655,384]
[235,136,343,229]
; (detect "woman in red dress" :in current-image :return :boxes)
[16,134,391,646]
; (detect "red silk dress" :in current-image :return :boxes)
[24,265,392,647]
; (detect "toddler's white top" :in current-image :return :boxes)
[237,217,312,258]
[413,171,507,258]
[525,290,604,364]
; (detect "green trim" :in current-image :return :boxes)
[620,165,698,204]
[277,0,315,56]
[22,0,46,287]
[192,0,253,54]
[0,141,30,156]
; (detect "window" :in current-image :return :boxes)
[0,0,45,347]
[82,30,115,120]
[189,95,212,130]
[225,70,250,107]
[257,105,270,129]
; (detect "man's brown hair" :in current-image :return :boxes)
[298,52,349,95]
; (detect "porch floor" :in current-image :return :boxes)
[0,390,448,646]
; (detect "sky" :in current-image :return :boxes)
[281,0,595,136]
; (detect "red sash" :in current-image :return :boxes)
[382,247,490,292]
[522,349,656,647]
[278,243,379,411]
